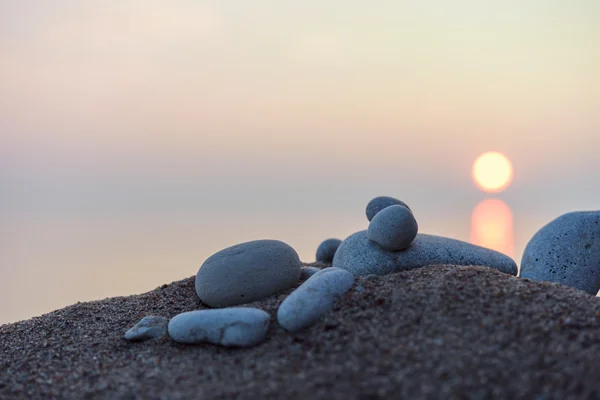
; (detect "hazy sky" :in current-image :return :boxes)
[1,0,599,215]
[1,0,599,323]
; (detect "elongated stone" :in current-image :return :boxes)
[333,230,517,276]
[168,308,270,347]
[277,267,354,332]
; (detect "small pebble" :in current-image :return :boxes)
[300,267,321,281]
[366,196,411,221]
[367,204,418,251]
[316,238,342,263]
[124,316,168,341]
[168,308,270,347]
[277,267,355,332]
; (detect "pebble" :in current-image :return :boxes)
[300,266,321,280]
[366,196,411,221]
[195,240,302,307]
[316,238,342,263]
[168,308,270,347]
[520,211,600,295]
[332,230,518,276]
[277,267,354,332]
[367,205,418,250]
[124,316,168,341]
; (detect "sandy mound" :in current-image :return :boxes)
[2,264,600,399]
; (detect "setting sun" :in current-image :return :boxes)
[472,152,514,193]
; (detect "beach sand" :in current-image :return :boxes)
[2,264,600,399]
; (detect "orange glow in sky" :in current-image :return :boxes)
[472,152,514,193]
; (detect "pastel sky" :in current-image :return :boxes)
[0,0,599,323]
[2,0,598,181]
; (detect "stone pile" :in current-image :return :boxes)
[125,196,599,348]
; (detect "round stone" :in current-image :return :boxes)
[367,205,418,251]
[168,308,270,347]
[195,240,302,307]
[520,211,600,295]
[277,267,354,332]
[316,238,342,263]
[366,196,411,221]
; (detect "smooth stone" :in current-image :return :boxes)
[332,230,518,276]
[195,240,302,307]
[520,211,600,295]
[316,238,342,263]
[277,267,354,332]
[366,196,411,221]
[124,316,168,341]
[168,308,270,347]
[367,205,418,251]
[300,266,321,280]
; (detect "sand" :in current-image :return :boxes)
[2,264,600,399]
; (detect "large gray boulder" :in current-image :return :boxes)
[332,230,517,276]
[520,211,600,295]
[195,240,302,307]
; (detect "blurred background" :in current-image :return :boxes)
[1,0,598,324]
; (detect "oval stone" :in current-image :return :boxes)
[168,308,270,347]
[367,205,418,251]
[366,196,411,221]
[277,267,354,332]
[195,240,302,307]
[520,211,600,295]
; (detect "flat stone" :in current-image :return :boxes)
[520,211,600,295]
[368,205,418,251]
[300,266,321,280]
[316,238,342,263]
[332,230,517,276]
[366,196,411,221]
[277,267,354,332]
[168,308,270,347]
[195,240,302,307]
[124,316,168,341]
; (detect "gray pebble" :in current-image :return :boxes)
[277,267,354,332]
[333,230,517,276]
[195,240,302,307]
[316,238,342,263]
[366,196,411,221]
[520,211,600,295]
[367,205,418,250]
[300,266,321,281]
[124,316,168,341]
[168,308,270,347]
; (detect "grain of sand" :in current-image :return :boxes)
[2,264,600,399]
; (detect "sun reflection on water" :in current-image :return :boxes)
[470,198,514,258]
